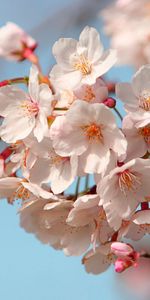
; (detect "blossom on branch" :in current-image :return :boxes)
[0,22,37,61]
[0,23,150,277]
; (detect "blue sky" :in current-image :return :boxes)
[0,1,140,299]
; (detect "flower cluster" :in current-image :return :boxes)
[100,0,150,67]
[0,22,150,275]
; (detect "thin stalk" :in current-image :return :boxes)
[75,177,81,198]
[0,77,29,87]
[113,107,123,121]
[54,107,68,111]
[85,174,89,191]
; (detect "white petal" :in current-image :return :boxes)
[83,249,111,274]
[50,64,82,90]
[62,225,92,256]
[34,112,48,142]
[78,26,103,62]
[22,182,52,199]
[133,210,150,225]
[29,64,39,101]
[94,49,117,78]
[132,65,150,97]
[0,112,35,143]
[29,158,50,184]
[39,84,53,114]
[116,82,137,111]
[50,156,78,194]
[0,85,28,117]
[0,177,21,199]
[52,38,77,70]
[81,143,110,174]
[50,115,87,156]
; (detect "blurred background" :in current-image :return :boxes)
[0,0,149,299]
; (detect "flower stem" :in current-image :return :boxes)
[113,107,123,121]
[75,177,81,198]
[0,77,29,87]
[85,174,89,190]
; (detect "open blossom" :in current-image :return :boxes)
[0,65,54,143]
[20,196,93,256]
[0,22,37,61]
[123,114,150,160]
[50,26,117,89]
[98,158,150,230]
[116,65,150,125]
[50,100,126,174]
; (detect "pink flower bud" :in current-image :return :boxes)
[111,242,133,257]
[103,97,116,108]
[0,22,37,61]
[115,257,133,273]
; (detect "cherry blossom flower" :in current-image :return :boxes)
[116,65,150,124]
[20,196,93,256]
[0,65,54,143]
[50,100,127,174]
[98,158,150,230]
[0,22,37,61]
[50,26,117,89]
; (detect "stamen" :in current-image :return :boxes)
[82,123,104,142]
[139,90,150,111]
[49,151,69,166]
[10,140,23,150]
[22,148,29,168]
[11,181,30,202]
[138,125,150,144]
[74,55,92,76]
[82,86,95,102]
[20,100,39,116]
[118,170,141,195]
